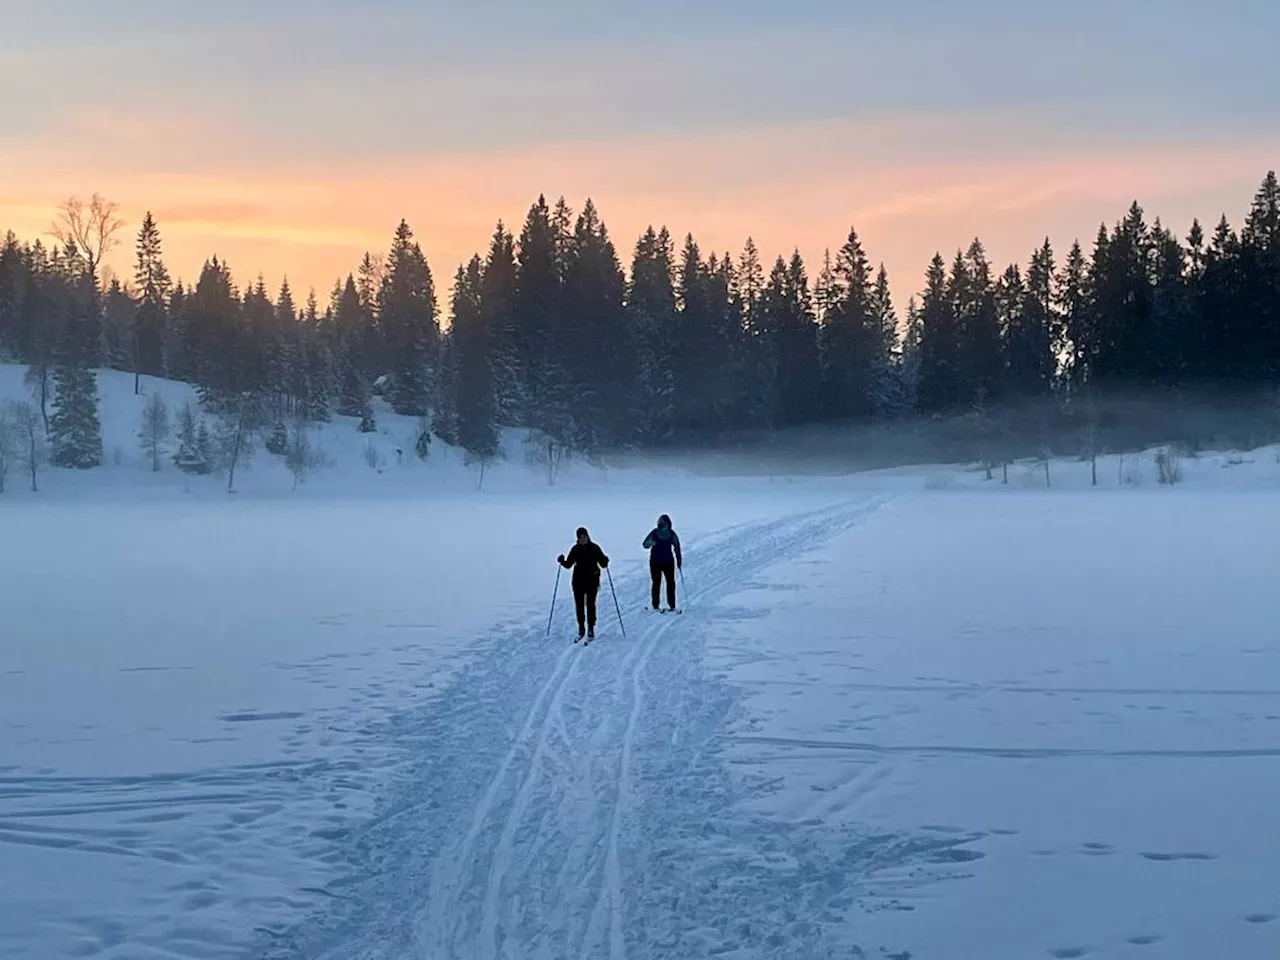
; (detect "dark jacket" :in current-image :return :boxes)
[560,541,609,585]
[643,521,682,567]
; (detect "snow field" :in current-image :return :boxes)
[708,491,1280,958]
[0,482,865,959]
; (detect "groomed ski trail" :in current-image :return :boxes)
[274,493,988,960]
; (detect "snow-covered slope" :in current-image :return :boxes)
[0,363,621,498]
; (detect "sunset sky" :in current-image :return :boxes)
[3,0,1277,311]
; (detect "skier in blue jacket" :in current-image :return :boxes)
[643,514,682,611]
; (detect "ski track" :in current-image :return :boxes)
[265,492,992,960]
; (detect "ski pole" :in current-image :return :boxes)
[678,565,686,610]
[547,563,562,636]
[606,566,626,638]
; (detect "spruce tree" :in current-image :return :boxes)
[187,258,242,407]
[1200,215,1242,382]
[381,220,437,416]
[300,289,332,421]
[269,279,298,419]
[917,253,960,412]
[559,199,629,449]
[0,233,22,360]
[669,234,721,439]
[173,402,212,474]
[764,253,822,427]
[165,283,190,382]
[626,227,677,444]
[1091,204,1154,384]
[1057,240,1091,385]
[898,295,923,413]
[708,250,746,432]
[957,239,1003,405]
[820,227,876,420]
[432,326,459,444]
[356,252,385,380]
[196,419,214,469]
[735,238,773,429]
[1149,221,1191,381]
[1240,171,1280,379]
[453,256,500,462]
[241,276,274,403]
[998,263,1038,396]
[868,264,899,413]
[102,279,134,372]
[133,212,171,385]
[49,295,103,469]
[513,197,560,428]
[334,276,371,419]
[480,222,522,425]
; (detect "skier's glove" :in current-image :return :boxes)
[557,554,565,563]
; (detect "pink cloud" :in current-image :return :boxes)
[3,108,1276,305]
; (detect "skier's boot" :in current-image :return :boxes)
[587,625,595,640]
[577,623,585,641]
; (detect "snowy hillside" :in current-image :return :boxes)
[0,363,620,498]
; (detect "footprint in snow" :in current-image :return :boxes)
[1139,851,1218,862]
[218,710,304,723]
[926,847,985,864]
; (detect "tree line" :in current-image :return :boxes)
[0,172,1277,479]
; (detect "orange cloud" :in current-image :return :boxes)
[2,107,1276,306]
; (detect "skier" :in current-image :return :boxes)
[642,514,682,611]
[557,526,610,640]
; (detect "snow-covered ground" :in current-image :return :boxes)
[3,363,1280,959]
[707,491,1280,958]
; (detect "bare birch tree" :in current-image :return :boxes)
[51,194,125,291]
[0,404,16,493]
[11,401,44,492]
[139,392,170,472]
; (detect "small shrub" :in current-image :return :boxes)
[266,421,288,456]
[1156,447,1182,485]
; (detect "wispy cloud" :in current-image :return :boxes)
[4,104,1274,303]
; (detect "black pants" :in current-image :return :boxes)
[573,579,599,629]
[650,561,676,609]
